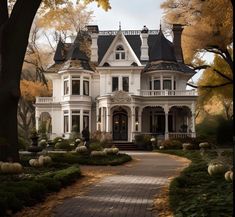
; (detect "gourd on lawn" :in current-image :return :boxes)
[208,162,228,176]
[224,171,233,182]
[0,162,23,174]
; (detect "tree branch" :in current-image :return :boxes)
[193,65,233,82]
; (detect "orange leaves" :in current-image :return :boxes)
[20,80,52,101]
[84,0,111,11]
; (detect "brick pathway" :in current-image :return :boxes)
[53,151,189,217]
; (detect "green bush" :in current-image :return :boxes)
[54,140,72,151]
[35,177,61,192]
[53,166,81,186]
[89,142,103,151]
[216,118,233,146]
[161,139,182,149]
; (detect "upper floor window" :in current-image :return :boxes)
[112,77,119,92]
[163,79,172,90]
[115,45,125,60]
[64,77,69,95]
[72,76,80,95]
[122,77,129,92]
[83,77,89,96]
[154,80,160,90]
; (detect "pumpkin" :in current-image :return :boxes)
[91,150,107,157]
[199,142,210,149]
[208,162,227,176]
[112,148,119,154]
[75,146,88,153]
[182,143,193,150]
[159,146,164,150]
[43,156,52,164]
[0,162,23,174]
[38,155,45,166]
[29,159,41,167]
[230,171,233,181]
[224,171,233,182]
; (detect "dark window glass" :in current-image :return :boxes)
[121,52,125,59]
[64,80,69,95]
[83,115,89,129]
[83,80,89,96]
[112,77,119,91]
[72,115,80,132]
[174,80,176,90]
[122,77,129,92]
[64,115,69,133]
[72,80,80,95]
[115,53,119,59]
[163,80,172,90]
[149,80,152,90]
[154,80,160,90]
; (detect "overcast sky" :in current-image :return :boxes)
[86,0,164,30]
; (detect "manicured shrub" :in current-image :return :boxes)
[89,142,103,151]
[161,139,182,149]
[38,139,47,149]
[90,150,107,157]
[53,166,81,186]
[36,177,61,192]
[182,143,193,150]
[54,140,71,151]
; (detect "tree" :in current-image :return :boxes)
[0,0,110,162]
[161,0,233,89]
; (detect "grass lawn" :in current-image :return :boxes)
[156,150,233,217]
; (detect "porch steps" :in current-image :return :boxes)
[108,142,138,151]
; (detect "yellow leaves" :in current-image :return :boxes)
[84,0,111,11]
[20,80,52,101]
[38,2,94,32]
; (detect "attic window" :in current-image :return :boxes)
[115,45,125,60]
[103,62,110,67]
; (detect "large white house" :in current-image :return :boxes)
[35,24,197,142]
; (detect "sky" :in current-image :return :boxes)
[86,0,164,31]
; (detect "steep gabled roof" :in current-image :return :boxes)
[149,28,177,62]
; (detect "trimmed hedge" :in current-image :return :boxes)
[49,153,132,166]
[0,165,81,217]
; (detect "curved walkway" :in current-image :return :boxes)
[53,151,189,217]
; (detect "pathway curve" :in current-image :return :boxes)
[53,151,189,217]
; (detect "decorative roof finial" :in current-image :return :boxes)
[119,21,121,31]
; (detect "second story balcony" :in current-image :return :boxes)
[139,89,197,97]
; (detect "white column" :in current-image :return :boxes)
[191,113,196,137]
[160,74,163,90]
[106,106,111,132]
[80,109,83,133]
[80,76,83,95]
[89,110,91,132]
[35,116,40,131]
[171,75,174,90]
[138,108,143,132]
[131,106,136,140]
[164,106,169,140]
[118,76,122,91]
[101,107,104,131]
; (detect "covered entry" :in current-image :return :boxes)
[112,108,128,141]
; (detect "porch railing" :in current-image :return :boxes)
[132,132,193,140]
[140,89,197,96]
[36,97,55,103]
[169,133,193,139]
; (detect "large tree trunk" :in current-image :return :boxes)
[0,0,42,162]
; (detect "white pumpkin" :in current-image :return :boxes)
[208,163,227,176]
[43,156,52,164]
[29,159,41,167]
[112,148,119,154]
[199,142,210,149]
[159,146,164,150]
[182,143,193,150]
[230,171,233,181]
[75,146,88,153]
[38,155,45,166]
[0,162,23,174]
[224,171,233,182]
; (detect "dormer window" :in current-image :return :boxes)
[115,45,125,60]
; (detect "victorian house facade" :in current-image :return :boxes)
[35,24,197,142]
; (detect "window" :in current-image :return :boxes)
[72,110,80,132]
[115,45,125,60]
[154,80,160,90]
[64,79,69,95]
[72,80,80,95]
[83,111,89,129]
[163,79,172,90]
[63,111,69,133]
[83,80,89,96]
[112,77,119,92]
[122,77,129,92]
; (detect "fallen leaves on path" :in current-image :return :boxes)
[13,170,115,217]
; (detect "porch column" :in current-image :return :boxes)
[96,105,99,131]
[101,107,104,131]
[191,103,196,137]
[164,106,169,140]
[191,113,196,137]
[131,106,136,140]
[106,106,111,132]
[35,116,40,131]
[138,108,143,132]
[80,76,83,95]
[80,109,83,133]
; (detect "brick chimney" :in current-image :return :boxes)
[87,25,99,62]
[172,24,184,63]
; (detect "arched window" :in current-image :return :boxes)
[115,45,125,60]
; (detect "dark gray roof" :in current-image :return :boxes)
[144,61,195,74]
[149,29,176,62]
[97,35,115,63]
